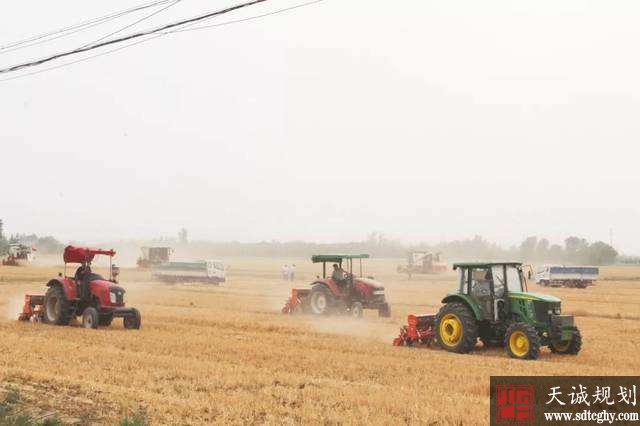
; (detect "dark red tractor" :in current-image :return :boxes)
[282,254,391,318]
[18,246,141,329]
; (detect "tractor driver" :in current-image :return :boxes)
[332,263,353,296]
[75,262,92,300]
[331,263,347,285]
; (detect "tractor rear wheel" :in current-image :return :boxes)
[43,285,72,325]
[309,285,333,316]
[505,323,540,360]
[124,308,142,329]
[435,302,478,353]
[549,328,582,355]
[82,307,99,329]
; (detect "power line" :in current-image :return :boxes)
[78,0,182,49]
[0,0,269,75]
[0,34,164,82]
[165,0,323,34]
[0,0,325,82]
[0,0,174,54]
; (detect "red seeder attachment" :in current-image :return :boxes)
[393,314,437,347]
[282,288,310,314]
[18,295,45,322]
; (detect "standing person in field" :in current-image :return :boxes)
[282,264,290,280]
[289,264,296,281]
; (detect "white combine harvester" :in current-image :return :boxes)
[397,251,447,278]
[152,260,227,284]
[2,243,36,266]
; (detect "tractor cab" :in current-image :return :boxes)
[454,262,526,323]
[312,254,370,292]
[63,245,118,284]
[282,254,391,318]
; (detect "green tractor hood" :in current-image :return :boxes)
[508,292,561,303]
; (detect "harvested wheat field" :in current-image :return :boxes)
[0,259,639,425]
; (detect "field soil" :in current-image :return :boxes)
[1,259,638,424]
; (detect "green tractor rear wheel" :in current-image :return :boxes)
[505,323,541,360]
[550,328,582,355]
[435,302,478,353]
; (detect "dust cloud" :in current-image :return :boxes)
[4,295,25,321]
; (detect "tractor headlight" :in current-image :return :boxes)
[373,290,385,295]
[110,292,117,304]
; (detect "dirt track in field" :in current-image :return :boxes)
[1,260,639,424]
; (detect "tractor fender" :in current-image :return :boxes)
[441,294,483,321]
[46,277,77,300]
[311,280,341,297]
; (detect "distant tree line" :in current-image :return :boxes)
[418,235,617,265]
[147,232,618,266]
[0,220,7,254]
[514,236,617,265]
[0,219,64,255]
[0,218,620,265]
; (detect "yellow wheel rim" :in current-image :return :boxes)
[509,331,530,357]
[439,313,463,347]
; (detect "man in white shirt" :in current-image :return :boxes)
[289,264,296,281]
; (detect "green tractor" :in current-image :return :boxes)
[393,262,581,360]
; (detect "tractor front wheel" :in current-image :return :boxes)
[43,285,72,325]
[309,286,332,316]
[350,302,363,318]
[82,307,99,329]
[378,303,391,318]
[505,323,540,360]
[435,302,478,353]
[124,308,142,329]
[549,328,582,355]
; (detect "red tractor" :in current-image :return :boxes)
[282,254,391,318]
[18,246,141,329]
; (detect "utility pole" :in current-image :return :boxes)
[609,228,614,247]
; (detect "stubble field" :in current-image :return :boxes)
[0,259,639,425]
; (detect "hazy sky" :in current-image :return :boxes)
[2,0,640,252]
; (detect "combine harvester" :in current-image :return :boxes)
[2,243,36,266]
[393,262,582,360]
[136,246,173,268]
[282,254,391,318]
[18,246,141,329]
[152,260,226,284]
[397,251,447,278]
[535,265,599,288]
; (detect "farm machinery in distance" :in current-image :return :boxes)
[393,262,582,360]
[136,246,173,268]
[18,246,141,329]
[282,254,391,318]
[397,251,447,278]
[2,243,36,266]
